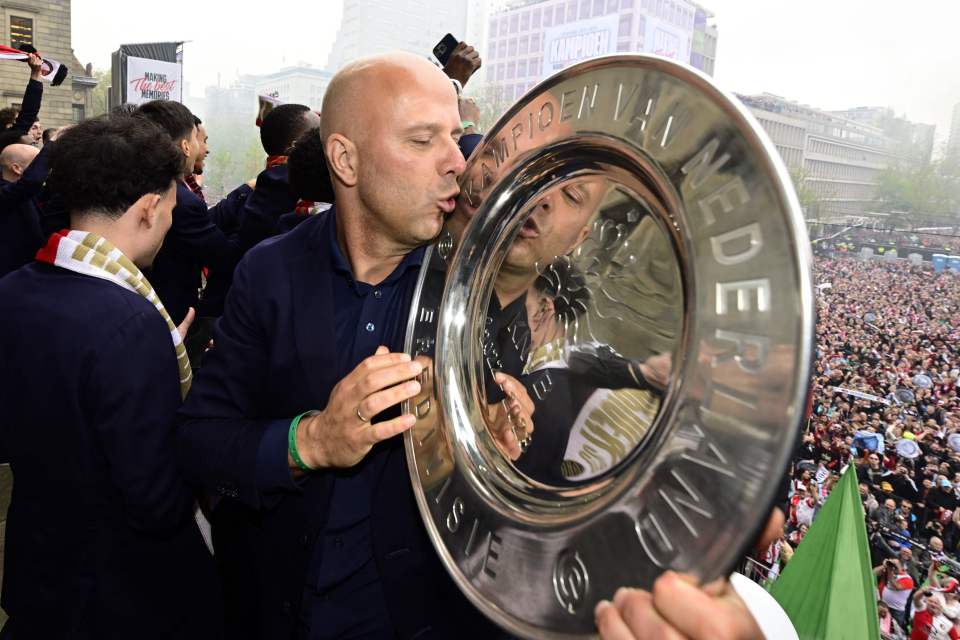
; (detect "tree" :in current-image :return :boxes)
[875,159,959,230]
[789,167,820,220]
[465,83,512,133]
[88,68,112,118]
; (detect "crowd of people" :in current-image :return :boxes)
[0,43,785,640]
[752,257,960,639]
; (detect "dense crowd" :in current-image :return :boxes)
[757,256,960,639]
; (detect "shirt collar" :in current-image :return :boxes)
[327,206,426,287]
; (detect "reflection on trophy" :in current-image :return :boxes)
[403,54,813,639]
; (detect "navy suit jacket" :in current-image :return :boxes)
[0,263,221,639]
[148,182,244,325]
[177,214,504,640]
[197,166,297,318]
[196,182,253,318]
[0,142,51,277]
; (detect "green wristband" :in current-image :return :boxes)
[288,410,318,472]
[461,119,475,130]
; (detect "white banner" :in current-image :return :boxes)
[642,14,692,62]
[126,56,183,105]
[832,386,890,406]
[542,14,620,76]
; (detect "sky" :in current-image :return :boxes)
[71,0,960,147]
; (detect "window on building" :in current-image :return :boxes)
[530,33,541,52]
[608,0,620,11]
[566,1,577,22]
[594,0,605,16]
[517,59,527,77]
[498,40,507,58]
[580,0,591,18]
[507,61,516,80]
[555,6,565,25]
[510,14,519,33]
[10,16,33,50]
[532,9,542,28]
[521,11,530,31]
[72,104,85,123]
[508,38,517,56]
[619,13,632,36]
[490,20,498,38]
[519,36,529,55]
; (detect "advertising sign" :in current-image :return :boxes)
[642,15,692,62]
[125,56,183,104]
[541,14,620,76]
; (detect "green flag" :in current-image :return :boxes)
[770,464,880,640]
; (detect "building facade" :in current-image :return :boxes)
[0,0,97,128]
[254,65,333,110]
[948,102,960,161]
[739,93,901,220]
[327,0,470,72]
[830,105,934,167]
[484,0,717,104]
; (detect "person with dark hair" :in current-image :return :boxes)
[135,99,249,325]
[194,104,320,321]
[0,53,44,155]
[184,114,208,203]
[0,115,222,638]
[41,127,57,146]
[259,103,318,157]
[0,107,17,129]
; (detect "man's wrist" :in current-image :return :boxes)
[294,412,324,470]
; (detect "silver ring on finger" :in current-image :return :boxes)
[356,406,368,422]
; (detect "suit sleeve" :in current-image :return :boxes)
[177,251,299,509]
[0,141,51,205]
[10,79,41,135]
[237,166,299,246]
[208,183,253,233]
[84,310,195,534]
[168,187,244,271]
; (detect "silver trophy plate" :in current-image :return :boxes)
[403,54,813,639]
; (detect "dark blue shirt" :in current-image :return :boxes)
[255,209,424,638]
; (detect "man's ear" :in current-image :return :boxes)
[325,133,358,188]
[179,137,192,159]
[135,192,164,228]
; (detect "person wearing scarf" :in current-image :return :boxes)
[0,115,221,638]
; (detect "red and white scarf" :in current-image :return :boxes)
[0,44,67,86]
[36,230,192,398]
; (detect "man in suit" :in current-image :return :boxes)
[0,142,47,276]
[134,99,246,325]
[0,115,221,638]
[197,103,321,320]
[177,52,508,640]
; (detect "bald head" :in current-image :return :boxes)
[321,52,456,146]
[0,143,39,183]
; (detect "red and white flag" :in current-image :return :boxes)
[256,94,282,127]
[0,44,68,86]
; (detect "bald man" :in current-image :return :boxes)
[0,142,48,277]
[177,53,505,639]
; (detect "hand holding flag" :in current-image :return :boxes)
[0,44,68,86]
